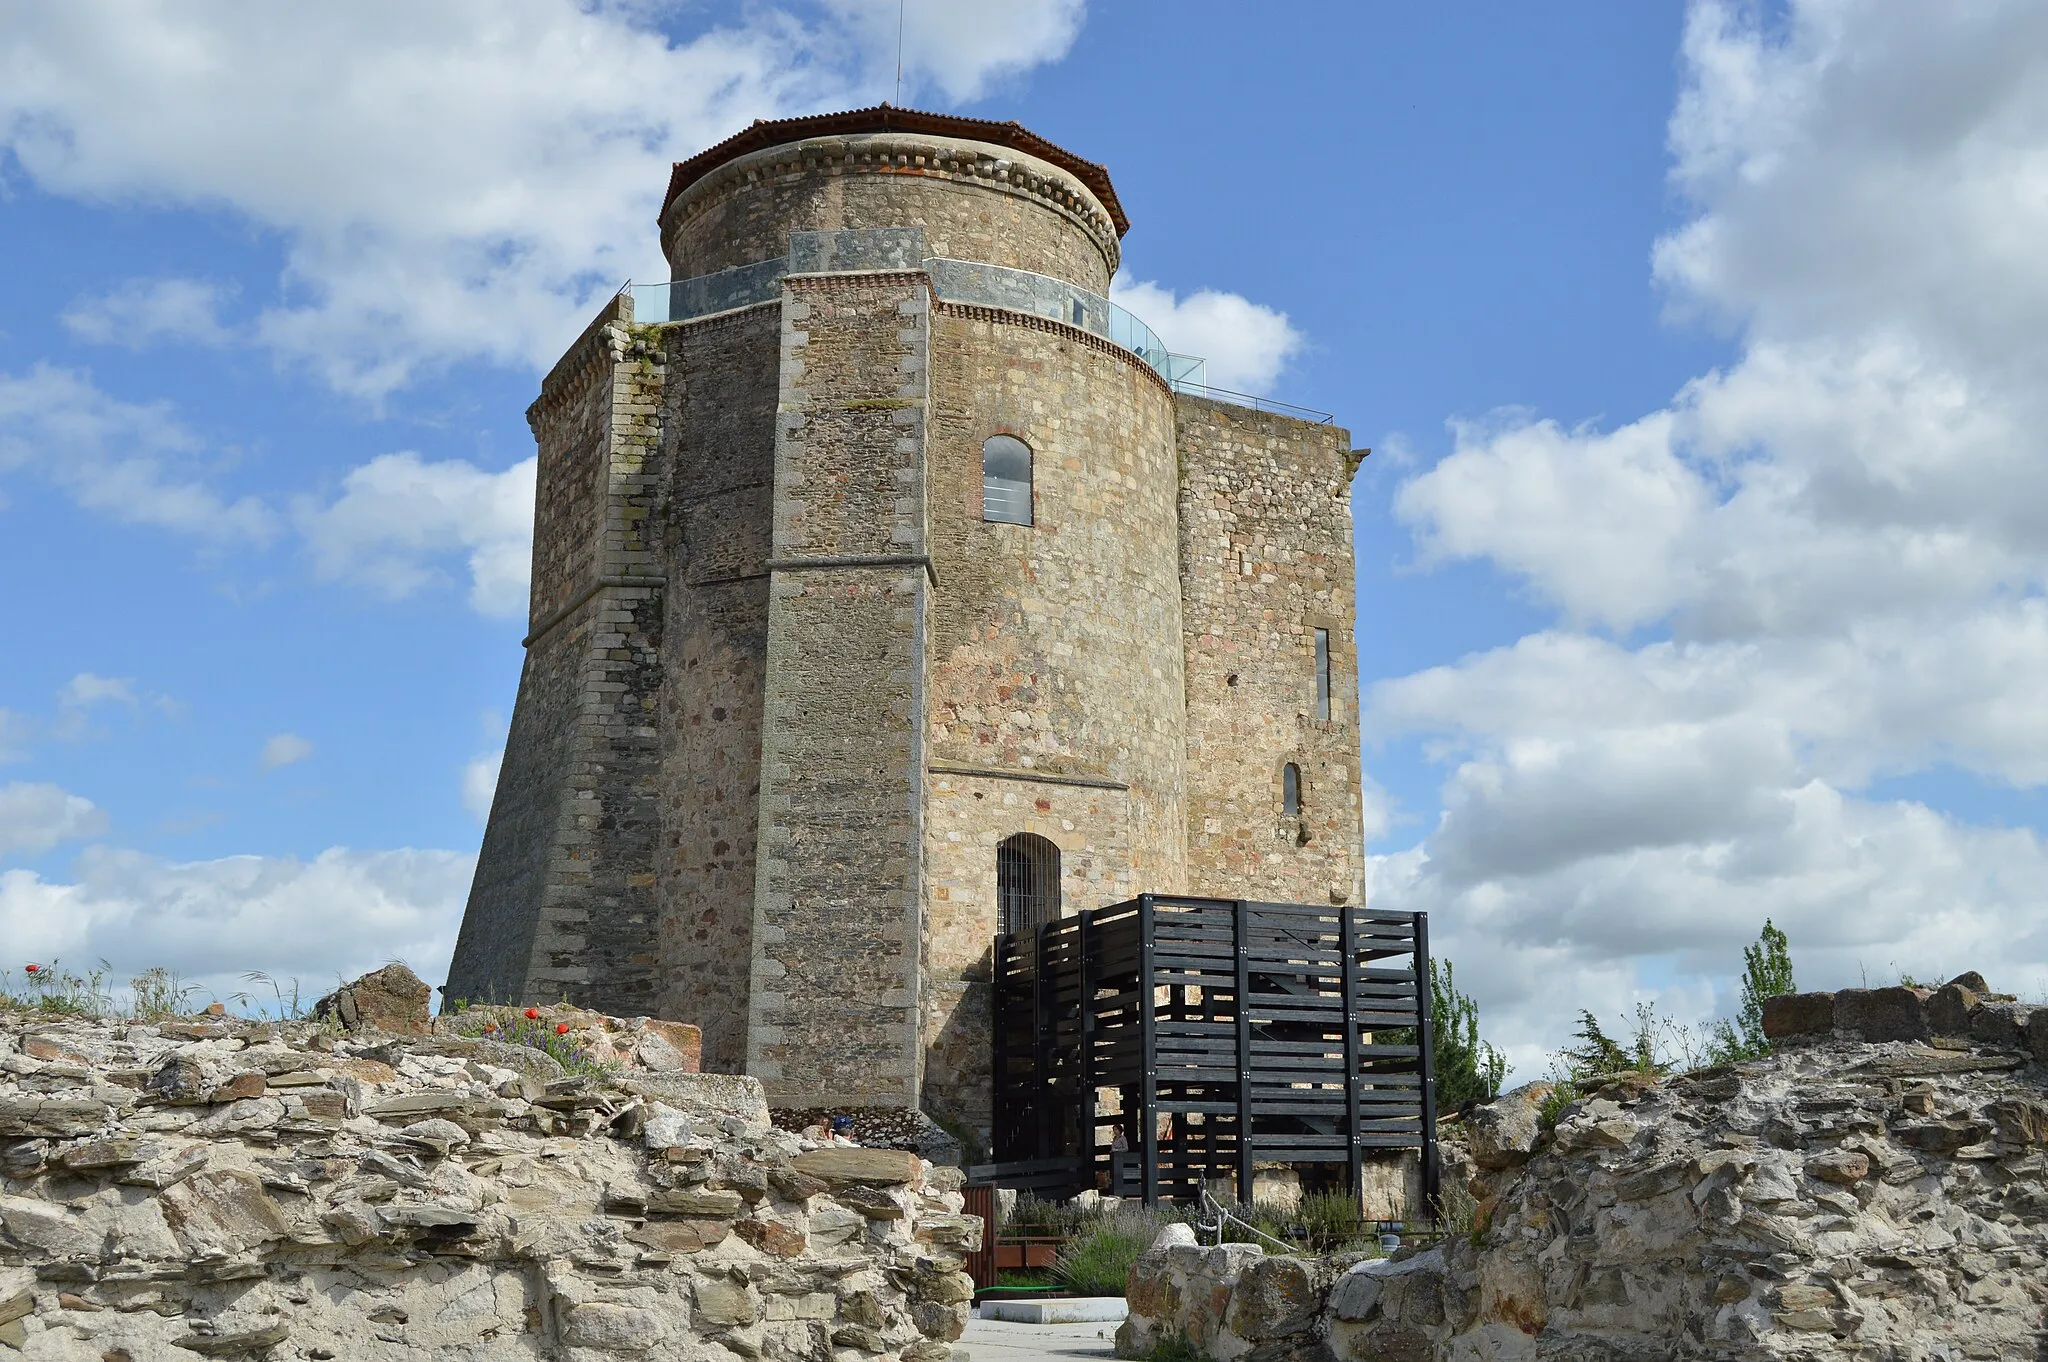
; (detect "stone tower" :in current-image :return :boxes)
[447,107,1368,1136]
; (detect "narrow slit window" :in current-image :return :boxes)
[1314,628,1331,721]
[996,832,1060,937]
[982,435,1033,526]
[1282,763,1301,817]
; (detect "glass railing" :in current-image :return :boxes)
[624,255,1212,395]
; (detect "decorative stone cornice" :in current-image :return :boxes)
[661,132,1122,282]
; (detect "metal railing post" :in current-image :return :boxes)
[1137,894,1160,1208]
[1338,904,1365,1203]
[1413,911,1440,1214]
[1232,899,1254,1208]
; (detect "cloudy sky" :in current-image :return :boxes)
[3,1,2044,1072]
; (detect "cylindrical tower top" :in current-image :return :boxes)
[659,105,1127,293]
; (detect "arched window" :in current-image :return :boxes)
[982,435,1033,526]
[1282,763,1302,817]
[996,832,1060,937]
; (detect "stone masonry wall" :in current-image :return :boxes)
[1122,972,2048,1361]
[1176,398,1366,907]
[663,133,1118,294]
[917,307,1187,1136]
[746,271,933,1110]
[0,1000,981,1361]
[653,304,781,1075]
[448,297,669,1017]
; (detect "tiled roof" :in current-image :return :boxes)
[662,104,1129,237]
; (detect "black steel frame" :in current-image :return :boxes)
[975,894,1437,1209]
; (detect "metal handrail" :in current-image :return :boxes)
[1195,1189,1301,1253]
[1168,381,1335,425]
[617,266,1333,425]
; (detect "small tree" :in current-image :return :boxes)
[1708,919,1796,1065]
[1429,959,1509,1113]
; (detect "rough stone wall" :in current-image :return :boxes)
[918,769,1133,1140]
[1176,398,1366,907]
[448,298,668,1017]
[662,133,1117,293]
[0,1005,980,1361]
[918,307,1188,1134]
[1121,972,2048,1361]
[652,305,780,1074]
[746,271,933,1110]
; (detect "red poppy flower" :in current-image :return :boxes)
[524,1008,539,1020]
[555,1023,570,1035]
[23,964,40,974]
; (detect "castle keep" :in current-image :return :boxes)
[447,107,1368,1136]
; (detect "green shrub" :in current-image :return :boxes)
[1294,1191,1365,1255]
[1705,920,1797,1065]
[1002,1192,1097,1239]
[447,1010,620,1078]
[1052,1205,1185,1297]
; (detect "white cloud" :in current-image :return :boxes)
[259,732,314,772]
[1371,0,2048,1061]
[0,364,278,543]
[58,673,140,711]
[0,782,107,862]
[0,1,1091,399]
[817,0,1085,104]
[294,452,537,617]
[462,748,503,822]
[0,844,472,1005]
[0,360,533,616]
[1110,278,1305,395]
[0,712,28,764]
[61,277,237,348]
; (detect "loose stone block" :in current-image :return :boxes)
[791,1147,923,1186]
[1833,987,1930,1042]
[1763,991,1836,1039]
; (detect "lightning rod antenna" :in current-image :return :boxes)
[894,0,905,106]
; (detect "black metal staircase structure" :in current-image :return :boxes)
[970,894,1437,1209]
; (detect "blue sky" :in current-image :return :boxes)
[5,1,2047,1071]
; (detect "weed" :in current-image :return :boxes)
[1,959,115,1017]
[128,967,199,1020]
[447,1009,620,1078]
[1052,1204,1186,1296]
[240,971,311,1021]
[1147,1334,1208,1362]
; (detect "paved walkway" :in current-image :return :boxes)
[959,1315,1121,1362]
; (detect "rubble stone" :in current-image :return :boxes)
[311,963,432,1035]
[0,1002,976,1361]
[1120,997,2048,1361]
[1832,985,1930,1041]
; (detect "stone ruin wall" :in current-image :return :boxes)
[0,979,982,1361]
[1120,971,2048,1361]
[660,133,1120,293]
[1176,397,1366,908]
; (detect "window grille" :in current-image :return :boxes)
[1314,628,1331,721]
[982,435,1033,526]
[996,833,1060,937]
[1282,763,1301,817]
